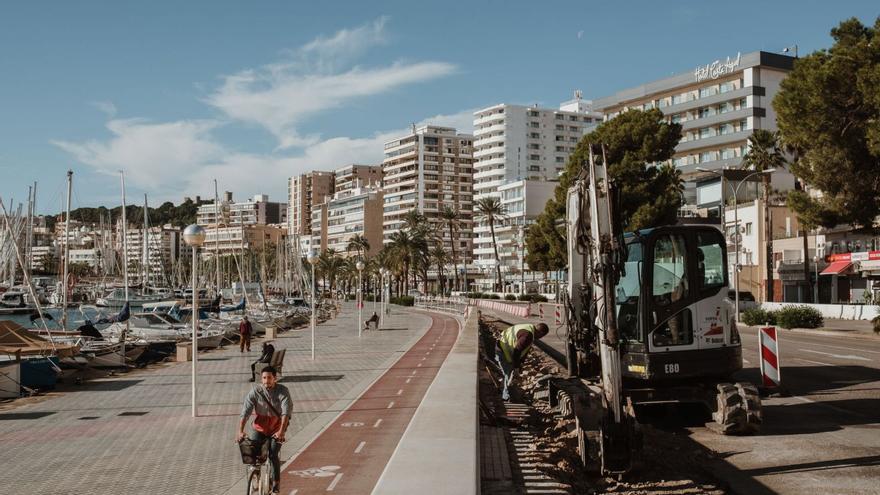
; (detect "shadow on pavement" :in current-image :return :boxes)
[741,454,880,476]
[761,398,880,435]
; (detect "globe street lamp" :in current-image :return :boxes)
[356,260,365,338]
[182,224,206,418]
[306,250,319,360]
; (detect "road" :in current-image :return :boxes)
[689,327,880,495]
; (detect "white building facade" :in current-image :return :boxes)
[382,125,475,263]
[471,96,601,289]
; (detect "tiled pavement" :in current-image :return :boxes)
[0,303,432,495]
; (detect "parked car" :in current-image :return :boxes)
[728,290,757,310]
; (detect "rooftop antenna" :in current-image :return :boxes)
[575,89,583,100]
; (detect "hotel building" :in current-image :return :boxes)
[593,51,797,212]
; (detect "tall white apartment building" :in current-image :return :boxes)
[472,95,602,284]
[382,125,475,262]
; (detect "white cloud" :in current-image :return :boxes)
[91,100,117,117]
[52,119,224,191]
[52,109,476,203]
[205,17,456,149]
[53,18,468,204]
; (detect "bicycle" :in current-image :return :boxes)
[238,437,274,495]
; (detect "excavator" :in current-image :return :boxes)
[548,145,762,475]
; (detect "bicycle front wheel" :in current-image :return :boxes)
[246,469,261,495]
[261,465,273,495]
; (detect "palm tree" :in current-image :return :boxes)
[474,196,507,291]
[346,234,371,260]
[742,129,786,302]
[388,231,416,293]
[430,245,450,295]
[439,206,460,291]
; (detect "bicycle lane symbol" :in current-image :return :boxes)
[288,465,341,478]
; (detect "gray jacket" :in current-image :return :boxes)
[240,384,292,419]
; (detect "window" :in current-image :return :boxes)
[652,234,688,307]
[530,132,540,139]
[555,114,564,120]
[652,309,694,347]
[696,231,726,290]
[530,122,540,128]
[616,241,643,342]
[745,222,752,235]
[555,124,565,130]
[555,156,565,163]
[569,126,579,132]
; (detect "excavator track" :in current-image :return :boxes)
[710,382,762,435]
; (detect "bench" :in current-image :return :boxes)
[269,349,286,376]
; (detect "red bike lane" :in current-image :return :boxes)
[280,312,459,494]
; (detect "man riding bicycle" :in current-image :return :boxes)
[237,365,291,495]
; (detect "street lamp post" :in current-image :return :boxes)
[379,268,386,328]
[697,167,775,322]
[183,224,206,418]
[306,250,318,360]
[356,260,365,338]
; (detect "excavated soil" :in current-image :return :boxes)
[480,316,727,495]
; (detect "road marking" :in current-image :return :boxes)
[327,473,343,491]
[410,370,417,376]
[420,357,426,361]
[340,422,364,428]
[791,340,880,355]
[373,418,382,428]
[800,349,870,361]
[354,441,366,453]
[387,401,395,408]
[289,490,298,495]
[396,389,403,395]
[793,357,834,366]
[742,358,750,364]
[417,363,422,367]
[405,378,411,384]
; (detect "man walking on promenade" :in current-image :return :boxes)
[237,366,291,495]
[495,323,549,401]
[250,342,275,382]
[239,315,252,352]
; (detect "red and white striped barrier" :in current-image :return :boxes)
[555,306,562,325]
[759,326,781,389]
[539,304,544,319]
[474,299,531,318]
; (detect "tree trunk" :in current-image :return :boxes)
[763,177,774,303]
[489,219,501,291]
[448,224,458,291]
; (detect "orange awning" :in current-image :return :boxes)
[820,261,852,275]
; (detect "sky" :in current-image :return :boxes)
[1,1,877,215]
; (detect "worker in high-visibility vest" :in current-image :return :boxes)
[495,323,549,401]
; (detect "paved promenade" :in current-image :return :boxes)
[0,303,435,495]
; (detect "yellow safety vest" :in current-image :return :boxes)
[498,324,536,363]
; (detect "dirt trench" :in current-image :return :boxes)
[479,315,727,495]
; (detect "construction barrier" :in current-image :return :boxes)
[539,304,544,319]
[473,299,531,318]
[555,305,562,325]
[759,326,781,389]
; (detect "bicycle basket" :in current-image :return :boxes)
[238,438,270,465]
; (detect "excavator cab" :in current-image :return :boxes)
[615,225,743,383]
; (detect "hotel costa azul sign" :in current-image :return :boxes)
[694,52,742,82]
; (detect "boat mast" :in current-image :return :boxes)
[143,194,150,289]
[213,180,221,295]
[61,170,72,331]
[121,172,129,305]
[120,172,130,350]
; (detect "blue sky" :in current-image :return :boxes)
[1,1,877,214]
